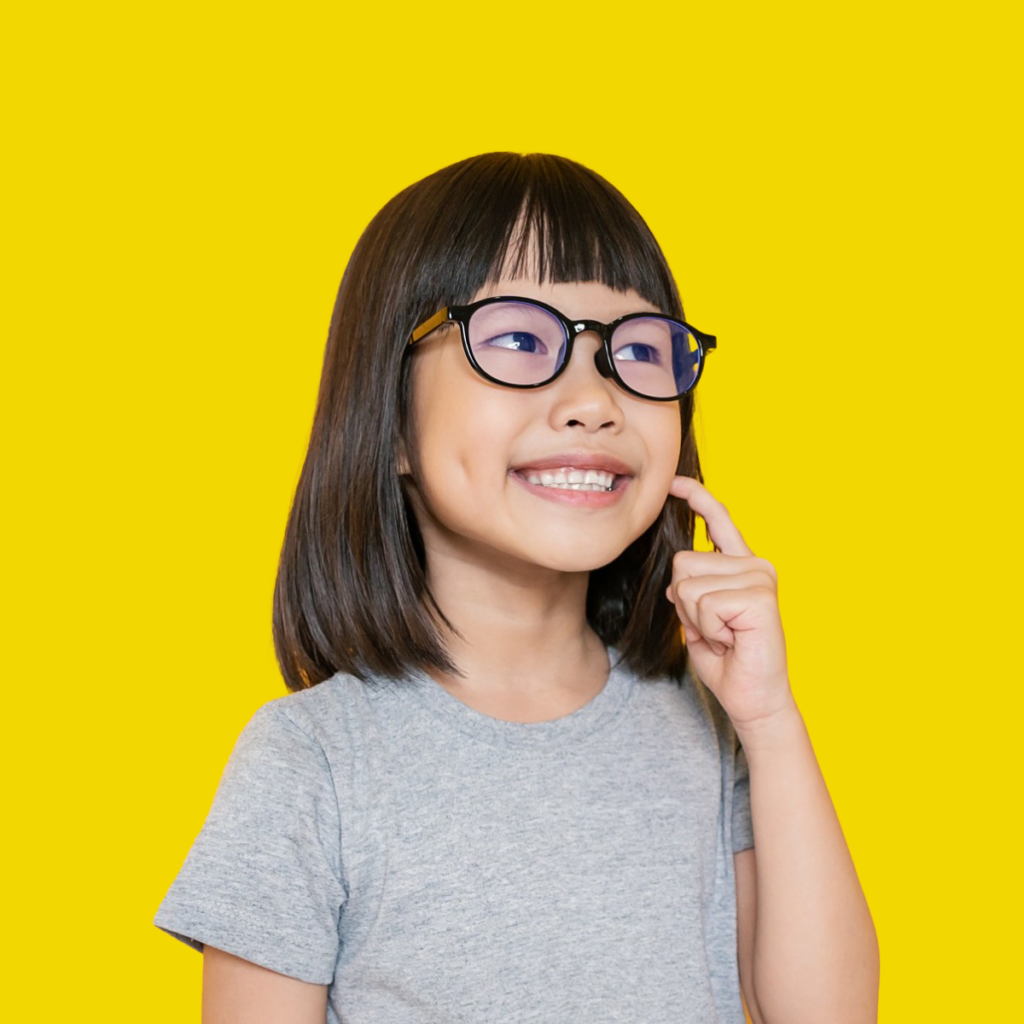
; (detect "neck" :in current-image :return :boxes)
[422,549,609,705]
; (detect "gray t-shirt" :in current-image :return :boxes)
[154,651,755,1022]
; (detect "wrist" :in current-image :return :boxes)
[732,694,805,753]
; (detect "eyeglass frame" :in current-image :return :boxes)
[407,294,717,402]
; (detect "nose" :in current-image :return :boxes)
[547,331,624,432]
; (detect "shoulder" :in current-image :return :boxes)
[267,668,376,724]
[632,659,727,725]
[672,662,744,763]
[618,659,737,764]
[212,675,382,830]
[248,668,417,763]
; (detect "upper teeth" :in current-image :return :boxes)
[523,467,616,491]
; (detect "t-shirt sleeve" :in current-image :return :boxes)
[732,735,755,853]
[152,702,347,985]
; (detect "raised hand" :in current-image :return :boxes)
[665,476,796,732]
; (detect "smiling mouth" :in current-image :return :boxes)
[511,467,626,492]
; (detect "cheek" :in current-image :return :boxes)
[645,408,684,477]
[634,409,683,519]
[409,375,519,517]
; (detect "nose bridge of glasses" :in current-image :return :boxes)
[566,319,615,381]
[570,318,609,340]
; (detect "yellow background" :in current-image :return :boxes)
[5,2,1019,1019]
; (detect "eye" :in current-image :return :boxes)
[482,331,548,355]
[614,342,662,364]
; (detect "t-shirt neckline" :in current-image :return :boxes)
[403,646,635,750]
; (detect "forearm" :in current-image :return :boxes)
[738,698,879,1024]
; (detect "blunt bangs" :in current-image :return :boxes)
[398,153,685,332]
[273,153,702,692]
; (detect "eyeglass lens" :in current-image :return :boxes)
[466,300,700,399]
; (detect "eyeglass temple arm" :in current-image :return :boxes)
[409,308,451,345]
[684,332,717,367]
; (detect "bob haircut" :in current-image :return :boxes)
[273,152,707,691]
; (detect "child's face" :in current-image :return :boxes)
[402,276,683,578]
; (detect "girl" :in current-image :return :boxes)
[154,152,879,1023]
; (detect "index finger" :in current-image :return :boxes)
[668,476,753,557]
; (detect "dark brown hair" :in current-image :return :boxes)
[272,152,704,691]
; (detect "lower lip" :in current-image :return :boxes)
[509,471,631,508]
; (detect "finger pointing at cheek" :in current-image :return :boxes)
[668,476,753,559]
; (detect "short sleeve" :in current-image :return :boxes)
[732,736,755,853]
[153,702,347,984]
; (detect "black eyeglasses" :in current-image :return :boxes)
[408,295,716,401]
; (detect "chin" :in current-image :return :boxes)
[535,515,658,570]
[525,540,634,575]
